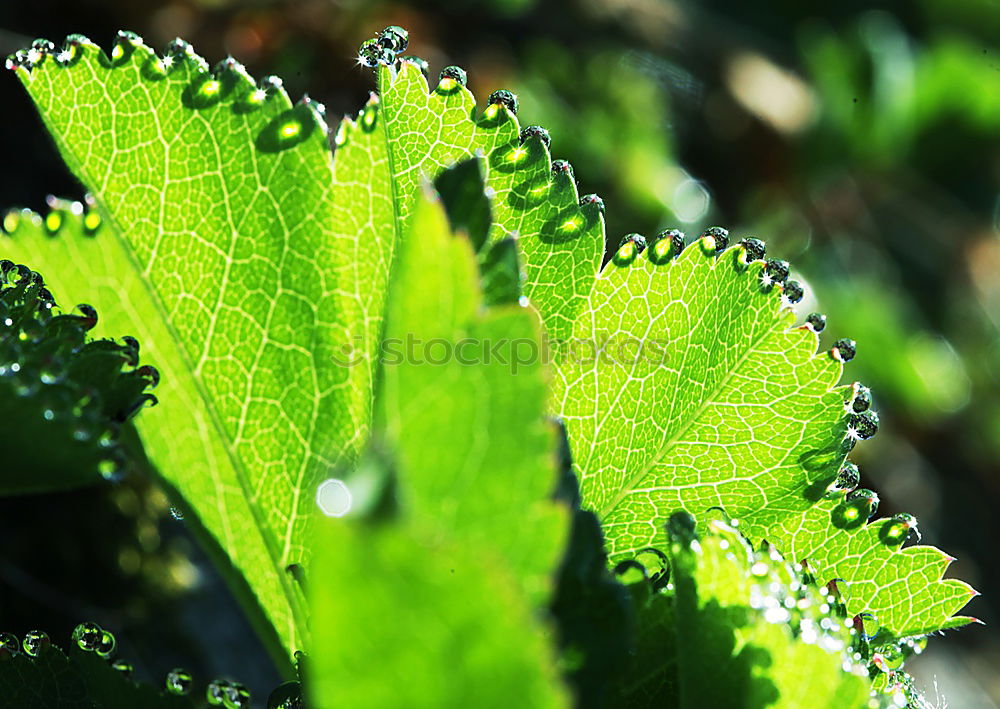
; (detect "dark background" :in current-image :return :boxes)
[1,0,998,706]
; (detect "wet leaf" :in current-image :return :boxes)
[309,190,569,708]
[553,241,977,638]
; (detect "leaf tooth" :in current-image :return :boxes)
[297,94,329,135]
[396,55,430,81]
[101,30,155,70]
[254,74,293,112]
[332,115,355,149]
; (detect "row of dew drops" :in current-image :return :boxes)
[0,624,305,708]
[8,26,602,223]
[9,19,897,563]
[7,25,928,706]
[621,509,931,708]
[608,226,873,374]
[612,220,913,544]
[6,27,478,155]
[5,33,333,154]
[1,200,160,483]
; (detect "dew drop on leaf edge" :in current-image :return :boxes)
[267,680,304,709]
[72,621,102,652]
[22,630,49,657]
[166,668,194,695]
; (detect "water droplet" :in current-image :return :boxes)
[761,258,790,288]
[121,336,140,366]
[166,668,193,695]
[649,229,684,265]
[805,312,826,332]
[437,65,467,93]
[56,43,81,67]
[739,237,766,262]
[831,338,856,363]
[31,38,54,57]
[268,681,304,709]
[851,384,872,413]
[333,121,349,148]
[782,280,804,305]
[9,263,31,286]
[44,209,63,234]
[74,303,98,330]
[612,233,645,267]
[613,559,649,585]
[701,226,729,253]
[109,34,135,66]
[95,630,115,658]
[666,510,698,546]
[519,125,551,150]
[881,513,920,546]
[111,659,133,676]
[847,410,878,440]
[83,208,102,235]
[189,75,224,108]
[361,103,378,132]
[164,38,192,65]
[0,633,20,660]
[137,364,160,388]
[223,681,251,709]
[316,478,352,517]
[98,458,124,482]
[826,462,860,497]
[487,89,518,117]
[399,55,429,78]
[853,612,881,642]
[22,630,49,657]
[72,621,103,652]
[378,26,409,53]
[23,43,46,67]
[550,160,574,181]
[2,210,20,234]
[207,679,230,706]
[633,547,670,588]
[357,39,393,68]
[579,194,604,216]
[872,643,905,672]
[846,488,880,518]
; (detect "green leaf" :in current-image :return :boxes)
[309,189,569,708]
[376,184,569,602]
[0,203,297,661]
[553,237,976,638]
[9,36,351,652]
[0,249,156,494]
[0,637,192,709]
[664,512,872,709]
[8,34,603,655]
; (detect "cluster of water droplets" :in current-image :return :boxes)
[0,625,312,706]
[0,234,160,482]
[654,509,934,708]
[165,650,307,707]
[71,621,117,659]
